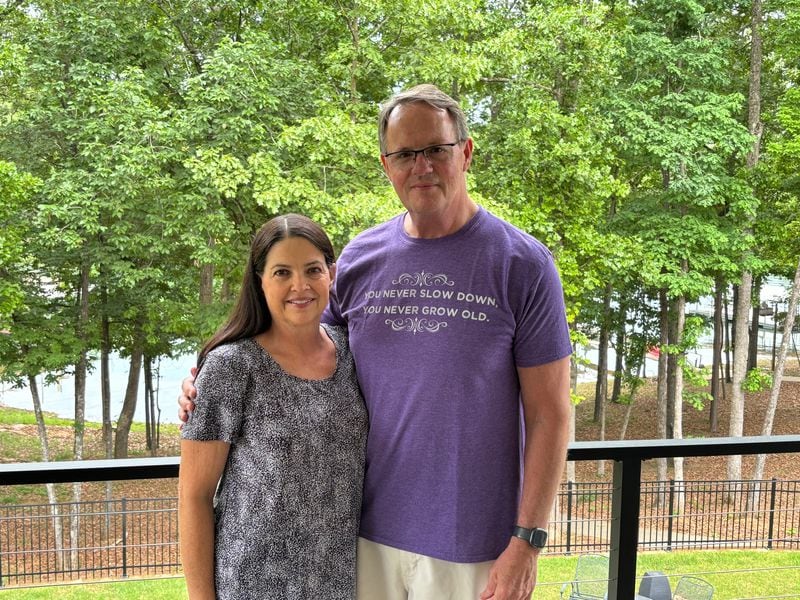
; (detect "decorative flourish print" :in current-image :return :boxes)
[385,318,448,334]
[393,271,455,287]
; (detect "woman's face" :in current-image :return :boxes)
[260,237,335,331]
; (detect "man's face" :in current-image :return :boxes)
[380,102,473,223]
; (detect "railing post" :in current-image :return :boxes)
[121,498,128,579]
[667,479,675,551]
[767,478,777,550]
[608,457,642,600]
[566,480,574,555]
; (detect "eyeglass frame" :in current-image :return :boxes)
[382,141,464,166]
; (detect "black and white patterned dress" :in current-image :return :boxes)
[181,324,367,600]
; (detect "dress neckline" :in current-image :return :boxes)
[248,324,339,382]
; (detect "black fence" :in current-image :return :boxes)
[549,478,800,555]
[0,497,179,586]
[2,437,800,598]
[1,478,799,587]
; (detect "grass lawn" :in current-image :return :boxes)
[536,549,800,599]
[0,577,188,599]
[1,550,798,599]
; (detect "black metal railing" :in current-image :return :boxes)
[548,477,800,555]
[1,436,800,598]
[567,435,800,598]
[0,497,179,585]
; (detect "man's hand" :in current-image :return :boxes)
[177,367,198,424]
[479,538,538,600]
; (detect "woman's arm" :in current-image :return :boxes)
[179,439,230,600]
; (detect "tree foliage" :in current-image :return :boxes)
[0,0,797,457]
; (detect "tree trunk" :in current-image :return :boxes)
[567,348,578,483]
[748,278,762,371]
[655,289,669,507]
[145,356,153,451]
[724,293,732,383]
[28,374,65,570]
[567,403,576,483]
[100,310,114,532]
[71,260,90,570]
[619,392,636,440]
[728,271,752,491]
[74,261,89,462]
[611,304,626,403]
[729,0,763,493]
[594,284,612,421]
[711,277,724,433]
[671,291,686,514]
[594,287,612,476]
[101,313,112,458]
[597,396,606,476]
[199,237,215,306]
[114,343,144,458]
[750,257,800,497]
[144,356,159,454]
[745,0,764,171]
[666,328,677,441]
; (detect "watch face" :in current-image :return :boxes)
[513,526,548,548]
[532,528,548,547]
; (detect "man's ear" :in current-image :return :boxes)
[462,138,474,171]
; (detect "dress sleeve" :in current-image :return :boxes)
[180,345,248,444]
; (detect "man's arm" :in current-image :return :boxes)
[480,355,571,600]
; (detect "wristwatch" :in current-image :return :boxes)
[512,525,548,549]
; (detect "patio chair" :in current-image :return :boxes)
[560,554,609,599]
[672,575,714,600]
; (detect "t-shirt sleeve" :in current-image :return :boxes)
[513,250,573,368]
[180,346,247,444]
[322,283,346,326]
[322,249,350,327]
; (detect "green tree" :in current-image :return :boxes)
[607,0,755,492]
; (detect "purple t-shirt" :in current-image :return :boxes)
[324,207,572,563]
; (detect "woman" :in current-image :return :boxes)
[178,214,367,600]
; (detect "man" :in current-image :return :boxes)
[180,84,572,599]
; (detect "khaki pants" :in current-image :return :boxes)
[356,537,494,600]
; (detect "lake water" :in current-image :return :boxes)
[0,353,196,425]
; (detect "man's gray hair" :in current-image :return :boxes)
[378,84,469,153]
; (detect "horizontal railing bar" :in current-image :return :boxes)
[2,436,799,486]
[567,435,800,461]
[0,457,180,486]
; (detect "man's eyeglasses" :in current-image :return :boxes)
[383,142,461,168]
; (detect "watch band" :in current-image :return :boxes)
[512,525,548,549]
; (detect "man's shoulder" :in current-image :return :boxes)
[479,209,554,263]
[340,214,403,258]
[350,214,402,242]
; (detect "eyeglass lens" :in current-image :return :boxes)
[386,143,458,166]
